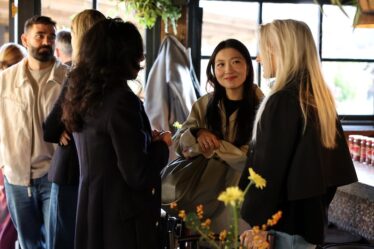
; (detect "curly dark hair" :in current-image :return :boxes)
[205,39,259,146]
[62,18,144,132]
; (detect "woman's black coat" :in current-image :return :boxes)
[73,83,169,249]
[239,82,357,244]
[43,82,79,185]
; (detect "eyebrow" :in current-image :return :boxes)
[216,56,243,62]
[34,31,56,36]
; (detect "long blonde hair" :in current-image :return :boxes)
[71,9,105,62]
[253,19,337,148]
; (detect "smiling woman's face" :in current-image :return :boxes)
[214,47,248,95]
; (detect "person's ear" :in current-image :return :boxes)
[55,47,61,58]
[21,33,28,48]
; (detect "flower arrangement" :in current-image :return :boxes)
[170,168,282,249]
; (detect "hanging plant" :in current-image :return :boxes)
[315,0,374,27]
[116,0,182,34]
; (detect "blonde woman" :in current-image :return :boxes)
[42,9,105,249]
[239,19,357,249]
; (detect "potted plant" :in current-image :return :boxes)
[116,0,184,34]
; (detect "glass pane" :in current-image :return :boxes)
[199,1,259,57]
[97,0,146,93]
[262,3,320,48]
[322,5,374,59]
[41,0,92,29]
[200,58,210,94]
[323,61,374,115]
[97,0,145,37]
[0,0,9,43]
[252,59,258,87]
[97,0,147,89]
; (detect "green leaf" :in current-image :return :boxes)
[115,0,181,33]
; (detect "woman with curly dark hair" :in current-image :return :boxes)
[62,18,171,249]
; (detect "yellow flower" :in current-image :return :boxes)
[178,210,186,220]
[201,218,211,228]
[248,168,266,189]
[217,186,244,206]
[196,204,204,219]
[173,121,182,129]
[219,230,227,241]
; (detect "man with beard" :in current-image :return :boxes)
[0,15,69,249]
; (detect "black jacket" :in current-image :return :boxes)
[43,82,79,185]
[73,83,169,249]
[239,82,357,244]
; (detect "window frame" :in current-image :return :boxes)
[194,0,374,125]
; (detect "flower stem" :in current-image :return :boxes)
[193,227,220,249]
[232,206,239,249]
[243,181,254,196]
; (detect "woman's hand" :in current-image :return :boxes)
[152,130,172,146]
[196,129,221,154]
[59,130,71,146]
[240,229,269,249]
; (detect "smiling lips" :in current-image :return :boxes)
[224,75,237,81]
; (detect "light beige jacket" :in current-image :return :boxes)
[174,85,264,172]
[0,58,69,185]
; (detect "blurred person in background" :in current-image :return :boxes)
[0,43,26,70]
[54,29,72,66]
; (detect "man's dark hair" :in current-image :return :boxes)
[24,15,56,33]
[56,30,72,56]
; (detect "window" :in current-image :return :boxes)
[322,5,374,59]
[198,1,374,117]
[199,0,259,94]
[39,0,146,98]
[41,0,92,29]
[262,3,319,46]
[0,0,9,44]
[322,5,374,115]
[97,0,145,35]
[97,0,146,97]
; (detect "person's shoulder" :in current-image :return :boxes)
[54,59,70,73]
[266,81,299,106]
[192,92,212,108]
[0,59,25,86]
[52,59,70,82]
[273,82,299,98]
[1,58,25,76]
[110,84,142,109]
[196,92,213,103]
